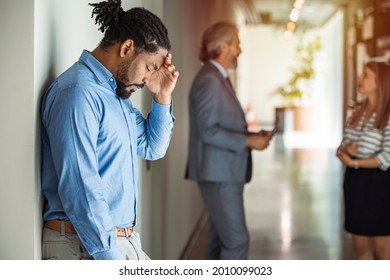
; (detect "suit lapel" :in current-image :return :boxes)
[206,63,246,122]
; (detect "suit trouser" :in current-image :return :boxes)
[41,227,150,260]
[198,181,249,260]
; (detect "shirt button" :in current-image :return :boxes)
[165,112,169,115]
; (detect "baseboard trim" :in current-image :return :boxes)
[179,210,208,260]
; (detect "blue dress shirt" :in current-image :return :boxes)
[41,50,174,259]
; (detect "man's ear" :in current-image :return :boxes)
[219,41,229,54]
[119,39,135,58]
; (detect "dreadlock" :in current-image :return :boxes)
[89,0,171,53]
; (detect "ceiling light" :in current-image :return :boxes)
[284,30,294,40]
[289,10,299,22]
[287,21,296,31]
[284,0,304,39]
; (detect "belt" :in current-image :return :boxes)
[115,227,133,237]
[44,220,77,234]
[44,220,133,237]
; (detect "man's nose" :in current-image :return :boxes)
[143,71,154,85]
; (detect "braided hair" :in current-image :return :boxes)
[89,0,171,53]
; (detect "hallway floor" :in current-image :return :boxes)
[184,132,355,260]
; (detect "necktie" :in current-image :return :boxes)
[226,77,234,91]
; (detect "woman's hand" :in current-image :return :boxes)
[336,148,353,167]
[344,141,358,157]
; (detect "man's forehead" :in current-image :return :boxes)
[146,48,168,67]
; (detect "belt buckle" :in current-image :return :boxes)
[124,227,130,238]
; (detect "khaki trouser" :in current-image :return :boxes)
[42,227,150,260]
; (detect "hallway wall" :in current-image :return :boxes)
[0,0,37,259]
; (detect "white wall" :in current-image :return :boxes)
[238,12,344,146]
[0,0,37,259]
[312,11,344,146]
[238,25,299,124]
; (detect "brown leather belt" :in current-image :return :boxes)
[44,220,133,237]
[115,227,133,237]
[44,220,77,234]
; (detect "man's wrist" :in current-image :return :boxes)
[153,95,172,105]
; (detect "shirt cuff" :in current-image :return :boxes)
[376,154,389,171]
[92,245,123,260]
[151,99,175,125]
[339,139,350,149]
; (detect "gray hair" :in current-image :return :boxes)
[199,22,238,63]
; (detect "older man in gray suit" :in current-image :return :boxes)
[186,22,275,260]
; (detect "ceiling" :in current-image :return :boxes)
[239,0,355,30]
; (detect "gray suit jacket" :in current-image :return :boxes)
[186,62,252,184]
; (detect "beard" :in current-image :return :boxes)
[115,58,144,99]
[230,56,238,69]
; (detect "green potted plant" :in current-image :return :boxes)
[276,36,322,107]
[274,36,322,131]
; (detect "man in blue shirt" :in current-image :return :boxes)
[41,0,179,260]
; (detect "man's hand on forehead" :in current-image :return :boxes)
[146,52,179,104]
[164,53,172,67]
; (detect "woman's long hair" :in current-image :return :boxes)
[349,61,390,130]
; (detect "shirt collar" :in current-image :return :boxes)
[79,50,116,89]
[210,59,228,78]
